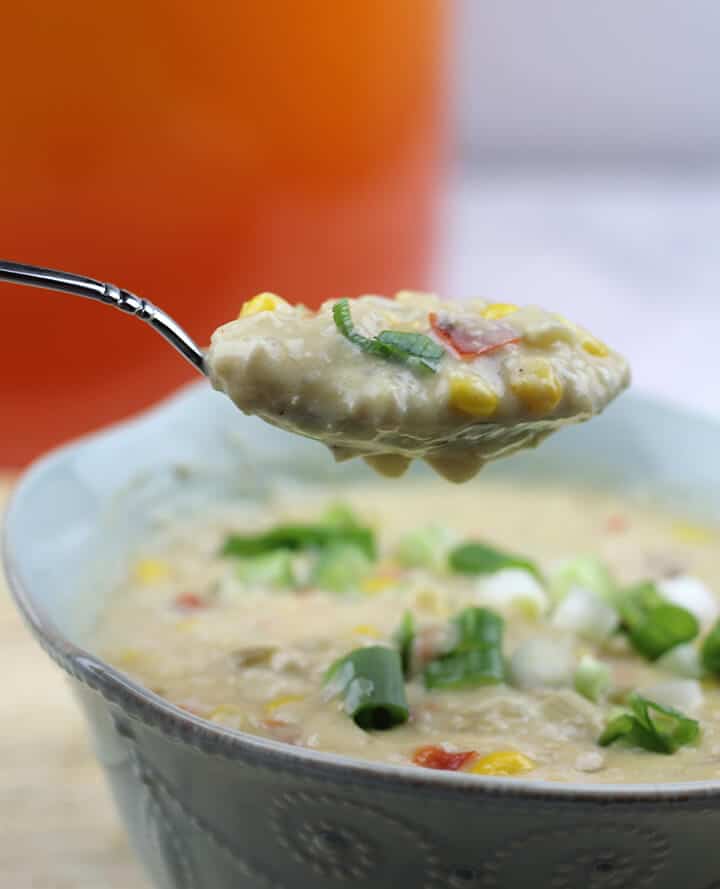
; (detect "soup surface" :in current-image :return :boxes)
[207,292,630,481]
[95,481,720,784]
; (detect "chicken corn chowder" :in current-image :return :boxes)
[95,481,720,784]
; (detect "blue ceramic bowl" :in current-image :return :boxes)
[4,384,720,889]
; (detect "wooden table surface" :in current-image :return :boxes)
[0,479,148,889]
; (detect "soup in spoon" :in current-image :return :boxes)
[207,291,630,481]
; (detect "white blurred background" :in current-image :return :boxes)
[439,0,720,415]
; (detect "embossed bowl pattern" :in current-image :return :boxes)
[4,384,720,889]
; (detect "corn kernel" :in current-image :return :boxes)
[582,335,609,358]
[509,358,563,416]
[516,597,544,620]
[134,558,170,585]
[362,575,396,595]
[470,750,535,776]
[209,705,242,721]
[482,302,518,320]
[672,521,715,545]
[414,587,449,617]
[238,292,288,318]
[174,618,198,634]
[352,624,381,638]
[265,694,305,714]
[449,373,499,418]
[118,648,142,668]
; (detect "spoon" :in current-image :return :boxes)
[0,260,207,375]
[0,260,629,482]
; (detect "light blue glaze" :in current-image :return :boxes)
[4,383,720,889]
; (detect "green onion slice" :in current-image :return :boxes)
[549,555,617,603]
[322,502,363,530]
[393,610,415,677]
[395,524,456,573]
[598,693,700,754]
[424,607,505,690]
[310,542,373,593]
[221,521,375,560]
[701,619,720,674]
[325,646,409,731]
[333,298,445,373]
[618,581,699,661]
[574,654,612,702]
[234,550,296,589]
[449,541,541,581]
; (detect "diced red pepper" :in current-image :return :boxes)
[412,744,477,771]
[174,592,207,611]
[606,514,629,534]
[177,701,206,716]
[429,312,520,360]
[262,718,302,744]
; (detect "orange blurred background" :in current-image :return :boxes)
[0,1,448,466]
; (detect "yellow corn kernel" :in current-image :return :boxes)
[482,302,518,320]
[175,618,198,634]
[509,358,563,416]
[362,575,396,595]
[134,558,170,585]
[448,373,499,418]
[118,648,142,668]
[581,335,609,358]
[672,521,715,545]
[470,750,535,776]
[209,705,242,721]
[238,292,288,318]
[352,624,381,638]
[413,587,449,617]
[515,597,543,621]
[264,694,305,714]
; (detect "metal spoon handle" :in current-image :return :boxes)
[0,260,207,375]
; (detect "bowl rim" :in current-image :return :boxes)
[5,383,720,803]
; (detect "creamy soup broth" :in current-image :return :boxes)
[94,482,720,784]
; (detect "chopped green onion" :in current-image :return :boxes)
[325,646,409,731]
[424,607,505,690]
[375,330,446,371]
[310,543,372,593]
[395,524,457,573]
[551,586,619,641]
[322,502,363,529]
[618,581,699,660]
[393,610,415,677]
[598,693,700,754]
[221,521,375,560]
[574,654,612,702]
[449,541,541,581]
[332,298,445,373]
[425,647,505,690]
[480,568,548,619]
[701,619,720,674]
[509,638,573,689]
[548,555,617,603]
[234,550,296,589]
[452,606,505,647]
[639,679,703,714]
[657,643,705,679]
